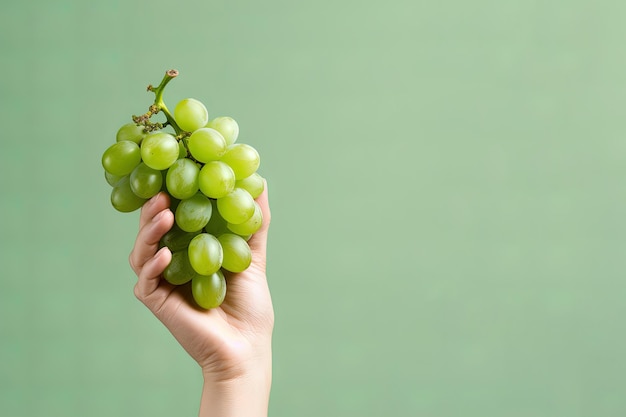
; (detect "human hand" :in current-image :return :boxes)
[129,185,273,417]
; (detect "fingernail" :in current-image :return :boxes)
[157,245,171,257]
[153,209,168,222]
[145,195,157,208]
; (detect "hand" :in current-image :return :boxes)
[129,185,273,417]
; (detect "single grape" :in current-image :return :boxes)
[227,201,262,236]
[116,123,145,144]
[235,173,265,199]
[206,116,239,145]
[102,140,142,176]
[104,171,125,187]
[110,176,147,212]
[191,270,226,309]
[218,234,251,273]
[217,188,255,224]
[166,158,200,200]
[221,144,260,180]
[198,161,235,199]
[174,98,209,132]
[187,128,227,163]
[175,192,212,232]
[188,233,223,276]
[160,224,202,252]
[130,162,163,199]
[163,251,198,285]
[140,131,179,170]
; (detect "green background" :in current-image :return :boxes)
[1,0,626,416]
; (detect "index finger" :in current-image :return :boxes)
[129,207,174,274]
[139,192,171,229]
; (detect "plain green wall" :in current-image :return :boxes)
[2,1,626,416]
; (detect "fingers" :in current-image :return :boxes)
[139,192,171,230]
[134,246,172,301]
[129,206,175,275]
[248,180,271,259]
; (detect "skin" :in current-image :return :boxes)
[129,184,273,417]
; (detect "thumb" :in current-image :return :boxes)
[247,180,271,260]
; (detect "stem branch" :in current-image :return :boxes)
[149,69,181,134]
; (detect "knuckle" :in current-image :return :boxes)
[133,283,143,301]
[128,252,137,273]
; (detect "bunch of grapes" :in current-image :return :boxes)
[101,70,265,310]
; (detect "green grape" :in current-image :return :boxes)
[218,234,251,273]
[198,161,235,199]
[227,201,262,236]
[160,224,201,252]
[188,233,223,276]
[102,140,142,176]
[116,123,145,144]
[175,192,212,232]
[130,162,163,199]
[217,188,255,225]
[110,176,147,212]
[221,144,260,180]
[191,270,226,309]
[205,199,229,235]
[166,158,199,200]
[187,128,227,162]
[163,251,198,285]
[206,116,239,145]
[235,173,265,199]
[104,171,125,187]
[174,98,209,132]
[140,131,179,170]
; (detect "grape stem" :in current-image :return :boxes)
[148,69,182,134]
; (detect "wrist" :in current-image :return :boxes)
[199,341,272,417]
[199,365,272,417]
